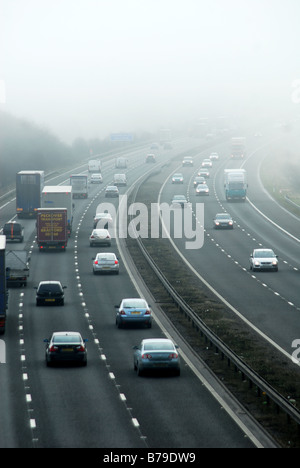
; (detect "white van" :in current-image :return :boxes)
[115,157,127,169]
[113,173,127,186]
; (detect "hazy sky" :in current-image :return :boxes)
[1,0,300,143]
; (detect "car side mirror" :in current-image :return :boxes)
[43,339,49,343]
[84,339,88,343]
[132,345,139,350]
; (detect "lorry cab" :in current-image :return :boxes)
[1,222,24,242]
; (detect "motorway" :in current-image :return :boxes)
[158,129,300,359]
[0,135,286,448]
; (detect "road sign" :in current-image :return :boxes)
[110,133,134,142]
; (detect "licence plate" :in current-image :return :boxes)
[131,311,141,315]
[45,298,55,302]
[62,348,74,352]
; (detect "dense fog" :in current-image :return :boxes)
[1,0,300,144]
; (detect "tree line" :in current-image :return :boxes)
[0,111,151,191]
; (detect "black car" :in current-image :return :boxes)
[35,281,67,306]
[44,332,88,366]
[1,222,24,242]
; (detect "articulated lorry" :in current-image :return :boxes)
[37,208,68,251]
[224,169,247,201]
[70,174,88,199]
[230,137,246,160]
[16,170,45,218]
[41,186,74,235]
[0,236,7,334]
[5,250,30,287]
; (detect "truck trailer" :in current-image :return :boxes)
[70,174,88,199]
[0,236,7,334]
[16,170,45,218]
[37,208,68,251]
[5,250,30,287]
[41,186,74,235]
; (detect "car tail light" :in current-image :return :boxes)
[142,353,152,359]
[106,235,110,239]
[168,353,178,359]
[94,260,98,265]
[76,345,85,352]
[145,310,151,315]
[120,310,126,315]
[115,260,119,265]
[49,345,58,352]
[90,235,94,239]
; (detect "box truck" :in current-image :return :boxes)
[42,186,74,235]
[37,208,68,251]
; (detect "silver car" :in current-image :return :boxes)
[249,249,278,272]
[105,185,119,197]
[172,195,188,207]
[89,229,111,247]
[90,173,103,184]
[93,212,113,229]
[201,159,212,167]
[93,252,119,275]
[171,173,184,184]
[195,184,209,196]
[213,213,233,229]
[133,338,180,376]
[115,298,152,329]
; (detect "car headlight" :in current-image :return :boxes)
[254,261,260,266]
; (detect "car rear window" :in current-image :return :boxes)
[123,300,147,308]
[53,335,81,343]
[144,342,174,351]
[39,284,62,293]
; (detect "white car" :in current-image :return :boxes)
[172,195,188,207]
[182,157,193,166]
[249,249,278,272]
[171,173,184,184]
[89,229,111,247]
[93,252,119,275]
[195,184,209,196]
[93,212,113,229]
[90,173,103,184]
[201,159,212,167]
[209,152,219,161]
